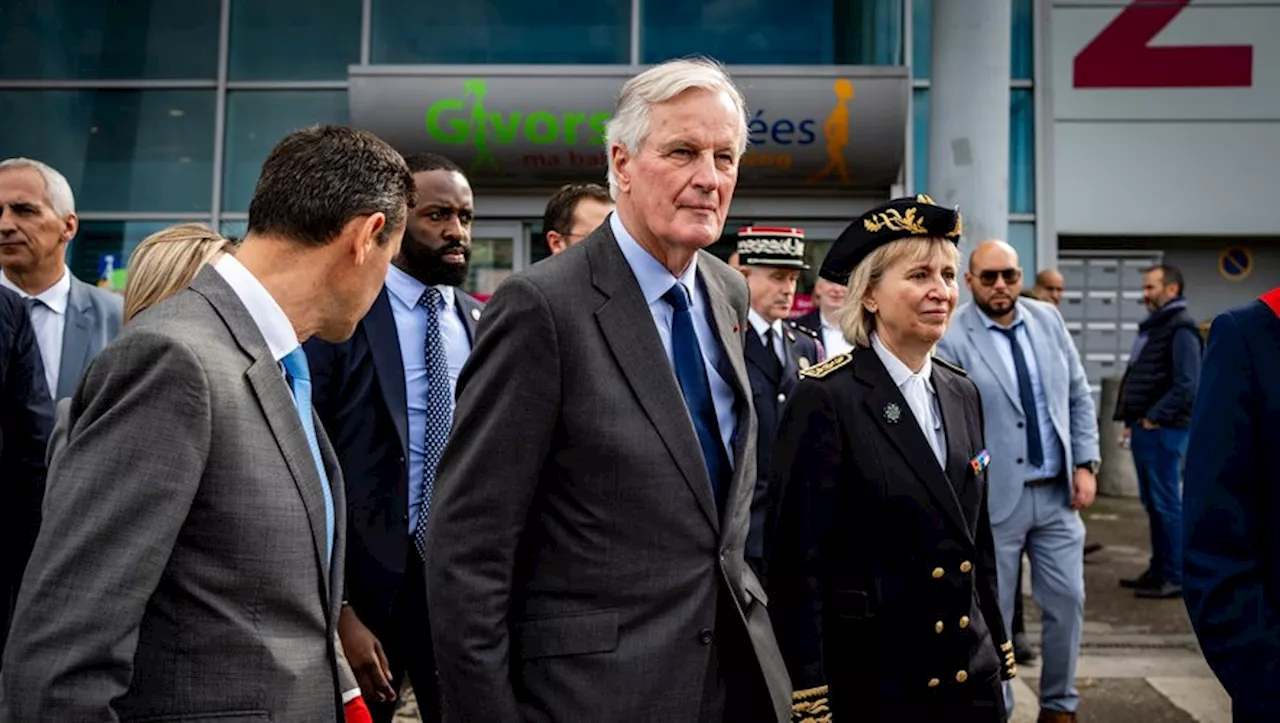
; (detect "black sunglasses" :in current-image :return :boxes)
[976,268,1022,286]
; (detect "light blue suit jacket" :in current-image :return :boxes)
[936,299,1100,525]
[56,275,123,400]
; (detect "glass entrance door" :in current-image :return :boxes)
[465,220,524,301]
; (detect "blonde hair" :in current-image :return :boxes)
[835,237,961,348]
[123,223,231,323]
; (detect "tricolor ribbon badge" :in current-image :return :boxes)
[970,449,991,475]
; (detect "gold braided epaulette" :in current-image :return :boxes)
[932,355,967,376]
[799,352,852,380]
[791,684,831,723]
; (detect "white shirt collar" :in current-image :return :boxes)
[871,331,935,393]
[1,266,72,315]
[213,254,298,363]
[747,308,783,341]
[819,310,841,331]
[385,264,456,312]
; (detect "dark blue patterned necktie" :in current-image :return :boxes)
[662,282,729,509]
[995,325,1044,468]
[413,287,451,558]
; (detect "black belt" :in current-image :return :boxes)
[1024,471,1065,488]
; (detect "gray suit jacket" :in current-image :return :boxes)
[936,299,1100,525]
[56,275,123,400]
[425,222,792,723]
[1,267,346,722]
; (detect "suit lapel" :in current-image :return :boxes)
[190,268,334,601]
[934,369,981,537]
[364,289,409,461]
[698,260,756,533]
[854,350,973,542]
[589,232,720,532]
[744,328,782,384]
[456,292,482,344]
[963,305,1020,409]
[58,278,92,398]
[782,330,807,395]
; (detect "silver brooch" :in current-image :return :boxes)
[884,403,902,424]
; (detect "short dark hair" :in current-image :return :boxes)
[403,152,464,176]
[248,125,415,247]
[1146,263,1185,295]
[543,182,612,236]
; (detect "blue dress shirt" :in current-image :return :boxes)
[385,265,472,530]
[981,309,1064,481]
[610,212,737,463]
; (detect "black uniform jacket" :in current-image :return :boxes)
[745,321,821,565]
[765,346,1015,720]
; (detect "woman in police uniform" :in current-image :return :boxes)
[766,196,1016,723]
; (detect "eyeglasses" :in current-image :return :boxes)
[976,268,1022,286]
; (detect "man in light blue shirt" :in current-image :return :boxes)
[937,240,1100,723]
[424,58,792,723]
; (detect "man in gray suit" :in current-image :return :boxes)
[937,240,1100,723]
[0,158,122,400]
[0,126,416,722]
[425,58,792,723]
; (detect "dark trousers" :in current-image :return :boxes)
[367,549,441,723]
[1012,552,1026,637]
[1131,426,1189,585]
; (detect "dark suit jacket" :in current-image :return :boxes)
[424,222,792,723]
[1,268,346,722]
[0,287,53,655]
[1183,293,1280,722]
[794,309,822,336]
[55,275,123,400]
[767,348,1013,719]
[743,322,819,565]
[306,284,482,626]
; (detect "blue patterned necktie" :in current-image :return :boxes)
[662,282,729,509]
[413,287,451,558]
[994,325,1045,468]
[281,347,335,569]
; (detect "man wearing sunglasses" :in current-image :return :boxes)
[937,240,1100,723]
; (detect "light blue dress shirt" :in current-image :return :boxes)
[610,212,737,463]
[981,309,1064,481]
[385,265,472,529]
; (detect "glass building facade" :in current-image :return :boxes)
[0,0,1037,293]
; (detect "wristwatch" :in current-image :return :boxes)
[1075,460,1101,475]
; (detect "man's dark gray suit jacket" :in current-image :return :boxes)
[0,267,346,722]
[424,222,792,722]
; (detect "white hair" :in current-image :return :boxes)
[0,157,76,218]
[604,57,749,199]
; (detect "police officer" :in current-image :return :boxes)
[736,226,821,578]
[767,196,1015,723]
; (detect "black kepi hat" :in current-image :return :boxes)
[736,226,810,270]
[818,194,962,285]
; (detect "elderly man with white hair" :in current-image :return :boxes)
[425,57,792,723]
[0,158,122,400]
